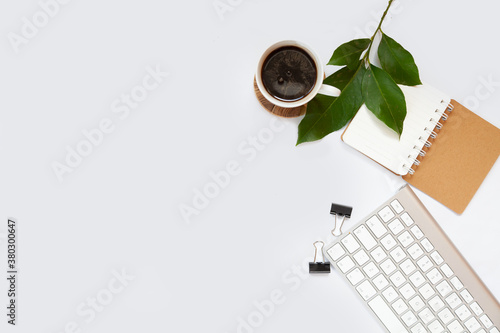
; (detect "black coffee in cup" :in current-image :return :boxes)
[261,46,317,102]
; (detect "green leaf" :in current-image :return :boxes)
[378,33,422,86]
[297,65,366,145]
[324,66,356,91]
[328,39,371,70]
[362,64,407,137]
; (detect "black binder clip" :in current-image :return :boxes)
[309,241,330,274]
[330,203,353,237]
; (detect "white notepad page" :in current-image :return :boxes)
[342,84,451,175]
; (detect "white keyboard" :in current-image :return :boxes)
[325,186,500,333]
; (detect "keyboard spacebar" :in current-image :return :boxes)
[368,296,407,333]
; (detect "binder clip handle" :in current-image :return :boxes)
[330,203,353,237]
[309,241,330,274]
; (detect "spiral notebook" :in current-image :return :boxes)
[342,84,500,214]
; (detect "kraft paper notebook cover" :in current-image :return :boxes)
[341,85,500,214]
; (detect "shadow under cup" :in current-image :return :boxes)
[260,45,318,103]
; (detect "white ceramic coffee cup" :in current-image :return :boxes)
[256,40,341,108]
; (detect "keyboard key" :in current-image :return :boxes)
[341,234,360,253]
[400,212,414,226]
[368,296,408,333]
[381,234,397,250]
[429,295,445,311]
[400,283,416,300]
[436,280,452,297]
[388,219,404,235]
[370,246,387,263]
[346,268,364,285]
[389,246,406,263]
[491,328,500,333]
[430,251,444,265]
[409,271,425,288]
[401,310,417,326]
[327,244,345,261]
[410,225,424,239]
[478,330,487,333]
[365,216,387,238]
[455,304,472,320]
[378,206,395,222]
[390,199,404,213]
[417,256,433,272]
[438,308,454,324]
[428,319,444,333]
[400,258,416,275]
[447,320,464,333]
[450,276,463,290]
[353,249,369,265]
[426,267,443,285]
[418,307,435,324]
[420,238,434,252]
[418,283,435,300]
[381,258,397,275]
[356,280,376,301]
[353,225,377,250]
[464,317,481,332]
[470,301,483,316]
[480,314,493,328]
[398,231,414,248]
[445,293,462,309]
[460,289,473,303]
[372,274,389,290]
[382,286,398,303]
[392,298,408,314]
[389,271,405,288]
[409,295,425,311]
[441,264,454,278]
[408,243,424,259]
[337,256,355,273]
[411,323,426,333]
[363,262,379,278]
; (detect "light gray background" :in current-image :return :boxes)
[1,0,499,332]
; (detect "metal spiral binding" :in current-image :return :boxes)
[404,101,454,176]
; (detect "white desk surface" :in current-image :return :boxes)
[1,0,499,332]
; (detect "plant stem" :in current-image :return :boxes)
[363,0,395,64]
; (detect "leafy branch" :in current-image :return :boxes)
[297,0,421,145]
